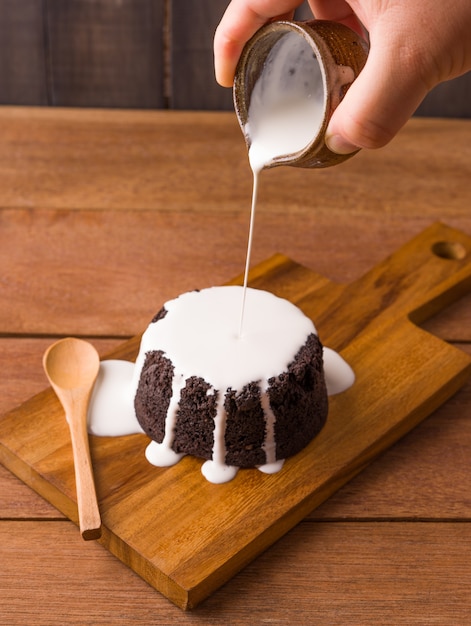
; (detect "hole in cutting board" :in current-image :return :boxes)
[422,238,470,340]
[431,240,467,260]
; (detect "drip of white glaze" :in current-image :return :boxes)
[163,372,186,447]
[199,390,238,486]
[201,459,239,484]
[257,459,285,475]
[145,439,184,467]
[211,391,229,465]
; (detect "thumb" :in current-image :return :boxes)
[325,31,431,154]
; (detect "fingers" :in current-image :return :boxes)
[307,0,365,36]
[326,24,431,152]
[214,0,303,86]
[214,0,465,152]
[213,4,266,87]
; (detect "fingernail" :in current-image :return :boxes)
[325,133,359,155]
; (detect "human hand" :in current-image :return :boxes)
[214,0,471,153]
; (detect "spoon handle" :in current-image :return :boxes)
[67,397,102,540]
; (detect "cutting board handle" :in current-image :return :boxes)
[373,222,471,323]
[405,223,471,324]
[323,222,471,349]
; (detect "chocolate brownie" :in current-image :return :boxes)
[133,286,329,475]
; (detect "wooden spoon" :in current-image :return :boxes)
[43,337,102,540]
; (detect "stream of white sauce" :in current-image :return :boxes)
[239,30,325,333]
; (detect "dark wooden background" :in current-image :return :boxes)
[0,0,469,116]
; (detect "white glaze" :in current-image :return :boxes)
[132,287,316,393]
[201,459,238,484]
[246,31,326,172]
[323,348,356,395]
[87,287,354,484]
[132,287,320,481]
[145,440,184,467]
[257,459,285,475]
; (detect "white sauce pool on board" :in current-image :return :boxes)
[88,359,144,437]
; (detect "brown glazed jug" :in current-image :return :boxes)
[233,20,369,169]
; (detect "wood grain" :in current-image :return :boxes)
[0,109,470,622]
[0,109,470,214]
[2,209,470,339]
[0,111,470,343]
[2,340,470,524]
[1,223,471,609]
[1,520,470,624]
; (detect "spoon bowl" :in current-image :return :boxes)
[43,337,102,540]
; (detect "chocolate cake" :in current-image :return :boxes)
[132,285,330,483]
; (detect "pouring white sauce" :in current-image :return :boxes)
[239,30,326,334]
[86,29,354,485]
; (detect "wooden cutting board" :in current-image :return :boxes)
[1,222,471,610]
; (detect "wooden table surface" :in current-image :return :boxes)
[0,106,470,624]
